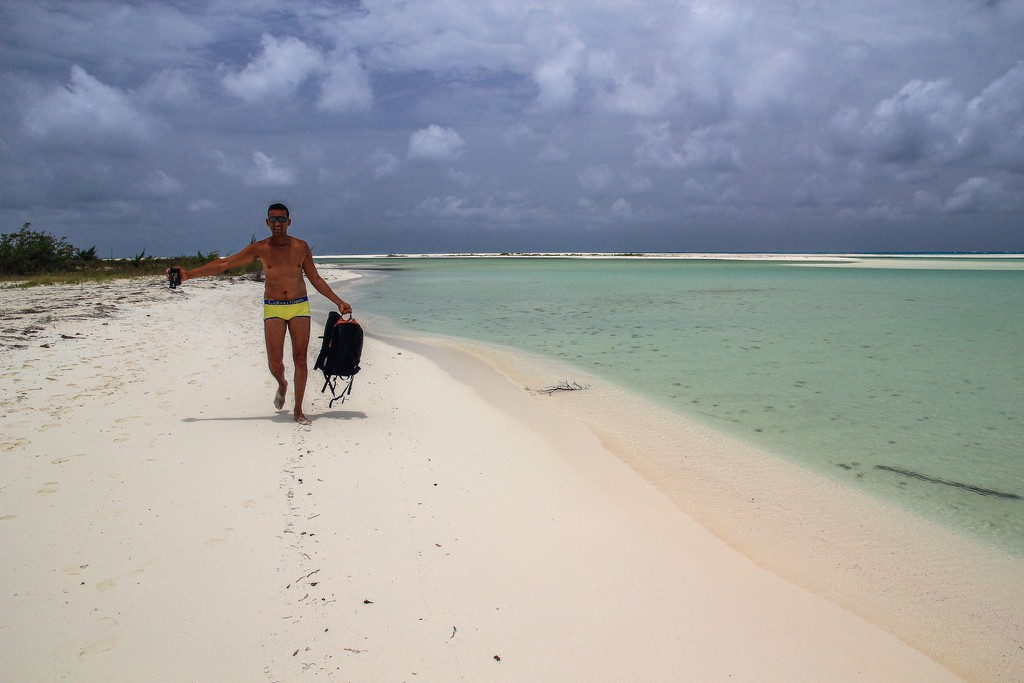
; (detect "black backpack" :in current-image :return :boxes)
[314,311,363,407]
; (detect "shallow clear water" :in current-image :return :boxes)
[332,257,1024,555]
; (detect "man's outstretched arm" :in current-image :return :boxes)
[171,244,259,282]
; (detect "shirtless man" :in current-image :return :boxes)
[171,203,351,425]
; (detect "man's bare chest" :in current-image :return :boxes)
[259,243,304,272]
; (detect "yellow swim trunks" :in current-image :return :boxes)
[263,296,311,321]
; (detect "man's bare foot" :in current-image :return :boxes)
[274,383,287,410]
[294,412,311,426]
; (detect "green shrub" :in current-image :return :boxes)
[75,245,98,261]
[0,223,77,275]
[1,221,261,284]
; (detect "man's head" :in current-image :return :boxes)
[267,202,291,233]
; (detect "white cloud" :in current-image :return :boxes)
[246,151,297,187]
[444,168,473,188]
[829,62,1024,171]
[222,34,325,103]
[317,50,373,113]
[23,66,154,149]
[502,123,535,148]
[368,149,401,178]
[413,195,551,224]
[212,149,298,187]
[610,198,635,220]
[863,79,966,163]
[578,164,613,195]
[680,126,742,171]
[415,195,471,217]
[912,190,943,213]
[623,173,654,194]
[533,38,585,110]
[407,125,465,162]
[962,61,1024,170]
[681,177,740,205]
[735,46,804,112]
[942,176,1020,214]
[142,170,183,196]
[188,199,218,213]
[338,0,530,74]
[634,122,685,170]
[9,2,215,74]
[140,68,196,107]
[634,122,741,171]
[589,53,681,117]
[537,144,569,162]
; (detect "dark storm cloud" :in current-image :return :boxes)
[1,0,1022,256]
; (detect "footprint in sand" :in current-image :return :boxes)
[52,454,87,465]
[37,482,59,495]
[79,617,120,658]
[205,528,235,547]
[96,565,147,591]
[1,438,31,451]
[0,514,17,522]
[243,493,276,509]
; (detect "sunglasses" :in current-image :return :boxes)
[267,216,289,224]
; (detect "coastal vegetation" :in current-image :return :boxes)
[0,223,258,287]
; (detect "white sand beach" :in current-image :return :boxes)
[0,274,1005,681]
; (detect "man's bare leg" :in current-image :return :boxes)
[264,318,289,410]
[288,316,312,425]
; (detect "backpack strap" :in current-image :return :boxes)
[327,375,355,408]
[321,374,336,398]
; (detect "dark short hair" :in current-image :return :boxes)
[267,202,289,217]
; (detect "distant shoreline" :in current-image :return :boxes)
[318,251,1024,260]
[317,252,1024,271]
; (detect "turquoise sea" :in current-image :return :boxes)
[327,256,1024,557]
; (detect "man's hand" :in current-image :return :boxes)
[339,300,352,315]
[166,266,185,288]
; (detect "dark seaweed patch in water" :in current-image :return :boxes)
[875,465,1021,500]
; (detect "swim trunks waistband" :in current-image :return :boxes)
[264,296,310,321]
[264,296,309,306]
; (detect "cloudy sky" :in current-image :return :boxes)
[2,1,1023,256]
